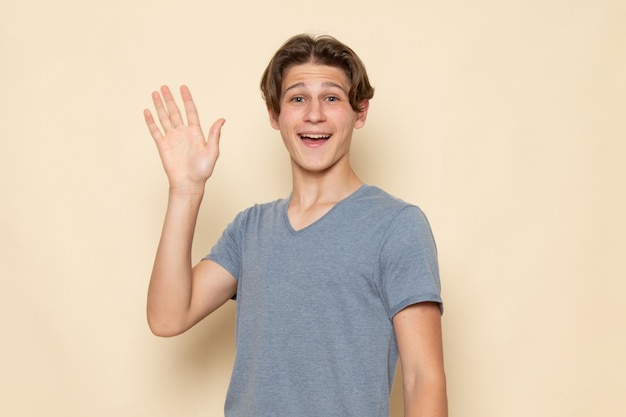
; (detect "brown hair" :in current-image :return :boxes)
[260,34,375,116]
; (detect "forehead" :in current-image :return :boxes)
[282,63,349,90]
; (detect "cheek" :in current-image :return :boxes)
[278,113,299,130]
[335,114,358,130]
[328,107,357,123]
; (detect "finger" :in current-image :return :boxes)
[207,118,226,152]
[180,85,201,127]
[143,108,164,141]
[151,89,173,131]
[160,85,185,128]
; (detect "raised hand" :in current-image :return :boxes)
[144,85,225,194]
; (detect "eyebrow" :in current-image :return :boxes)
[282,81,349,97]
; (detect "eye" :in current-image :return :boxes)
[326,96,339,102]
[291,96,305,103]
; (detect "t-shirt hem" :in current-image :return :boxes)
[389,294,444,319]
[202,255,238,278]
[202,256,240,300]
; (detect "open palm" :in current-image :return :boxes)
[144,85,224,193]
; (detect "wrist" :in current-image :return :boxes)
[168,183,205,199]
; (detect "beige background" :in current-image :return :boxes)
[1,0,624,416]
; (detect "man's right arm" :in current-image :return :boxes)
[144,85,237,337]
[146,188,237,337]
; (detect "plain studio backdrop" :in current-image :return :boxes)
[1,0,624,416]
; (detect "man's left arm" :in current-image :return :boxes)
[393,302,448,417]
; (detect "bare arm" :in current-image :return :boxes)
[393,302,448,417]
[144,85,237,337]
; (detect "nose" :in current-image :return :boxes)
[304,100,326,123]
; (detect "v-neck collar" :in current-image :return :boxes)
[281,184,369,235]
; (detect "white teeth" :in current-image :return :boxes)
[300,134,330,139]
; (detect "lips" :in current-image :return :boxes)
[299,133,331,140]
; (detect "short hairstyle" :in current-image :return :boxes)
[260,34,375,116]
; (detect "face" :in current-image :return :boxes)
[269,63,368,176]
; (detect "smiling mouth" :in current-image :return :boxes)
[299,134,331,141]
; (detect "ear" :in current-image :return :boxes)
[268,108,280,130]
[354,100,369,129]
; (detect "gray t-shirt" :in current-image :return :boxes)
[206,185,442,417]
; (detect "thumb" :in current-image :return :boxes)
[207,118,225,149]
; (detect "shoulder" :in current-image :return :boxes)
[234,197,287,217]
[226,197,289,230]
[356,185,416,211]
[351,185,430,226]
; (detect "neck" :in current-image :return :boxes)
[289,162,363,211]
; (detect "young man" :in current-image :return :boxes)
[144,34,447,417]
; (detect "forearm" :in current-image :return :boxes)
[147,187,204,336]
[403,373,448,417]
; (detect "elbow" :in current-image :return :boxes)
[405,369,447,394]
[147,313,187,338]
[403,371,448,417]
[148,324,180,338]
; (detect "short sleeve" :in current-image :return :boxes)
[377,206,442,318]
[203,209,247,281]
